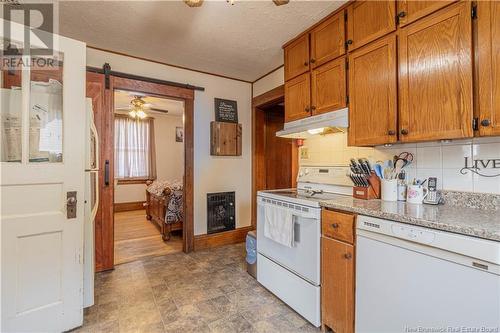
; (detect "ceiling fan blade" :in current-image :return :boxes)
[149,108,169,113]
[115,107,131,111]
[273,0,289,5]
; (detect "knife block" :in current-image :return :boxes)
[352,173,381,200]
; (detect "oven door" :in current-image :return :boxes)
[256,196,321,285]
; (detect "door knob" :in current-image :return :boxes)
[66,191,77,219]
[304,61,309,66]
[67,197,77,205]
[331,223,339,229]
[345,40,353,48]
[398,11,406,18]
[305,106,310,112]
[344,253,352,259]
[401,129,409,135]
[481,119,491,127]
[310,58,316,64]
[388,130,396,136]
[311,106,316,111]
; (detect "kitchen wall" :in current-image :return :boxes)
[252,66,284,97]
[301,132,500,194]
[114,113,184,203]
[88,48,252,235]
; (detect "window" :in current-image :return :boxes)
[114,115,156,181]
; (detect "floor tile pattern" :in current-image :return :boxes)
[74,243,319,333]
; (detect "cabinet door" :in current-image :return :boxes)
[285,72,311,122]
[284,34,310,81]
[477,1,500,136]
[398,2,473,142]
[311,57,347,116]
[310,11,345,69]
[397,0,456,27]
[346,1,396,51]
[321,237,354,333]
[348,34,397,146]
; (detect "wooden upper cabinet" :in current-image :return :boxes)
[284,34,310,81]
[346,1,396,51]
[321,237,354,333]
[311,57,347,116]
[310,11,346,69]
[398,2,473,142]
[285,72,311,122]
[397,0,456,27]
[348,34,397,146]
[476,1,500,136]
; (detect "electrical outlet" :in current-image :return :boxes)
[300,147,309,160]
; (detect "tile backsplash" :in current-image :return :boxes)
[300,133,500,194]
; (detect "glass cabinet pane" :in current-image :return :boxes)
[1,44,23,163]
[29,55,63,163]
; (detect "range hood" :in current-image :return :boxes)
[276,107,349,139]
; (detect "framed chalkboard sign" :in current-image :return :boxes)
[214,98,238,123]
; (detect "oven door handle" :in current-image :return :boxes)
[293,217,300,244]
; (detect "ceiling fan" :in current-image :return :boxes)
[115,95,169,119]
[184,0,289,7]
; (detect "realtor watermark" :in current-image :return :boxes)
[1,0,60,71]
[404,326,500,333]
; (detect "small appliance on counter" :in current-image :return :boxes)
[423,177,443,205]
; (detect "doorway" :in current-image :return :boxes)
[86,71,195,272]
[112,90,184,264]
[252,85,298,227]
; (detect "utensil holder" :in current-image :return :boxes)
[352,172,381,200]
[381,179,398,201]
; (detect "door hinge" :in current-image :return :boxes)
[346,95,349,105]
[103,63,111,89]
[471,3,478,19]
[473,117,479,131]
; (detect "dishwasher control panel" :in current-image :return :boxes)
[390,225,435,244]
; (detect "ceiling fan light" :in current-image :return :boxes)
[273,0,289,6]
[136,110,147,119]
[128,110,137,118]
[184,0,203,7]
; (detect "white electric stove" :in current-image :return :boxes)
[256,166,352,327]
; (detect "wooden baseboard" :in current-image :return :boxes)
[114,201,145,212]
[194,226,254,251]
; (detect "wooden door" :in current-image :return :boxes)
[398,2,473,142]
[284,34,310,81]
[86,72,114,272]
[285,72,311,122]
[1,27,86,331]
[397,0,456,27]
[311,57,347,116]
[322,237,354,333]
[347,1,396,51]
[310,11,345,69]
[476,1,500,136]
[348,34,397,146]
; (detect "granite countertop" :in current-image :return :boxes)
[319,194,500,242]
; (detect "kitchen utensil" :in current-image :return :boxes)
[374,164,383,179]
[393,151,414,168]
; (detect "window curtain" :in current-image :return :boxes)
[114,115,156,180]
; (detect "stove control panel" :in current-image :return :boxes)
[297,166,351,186]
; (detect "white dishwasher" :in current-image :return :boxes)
[356,215,500,333]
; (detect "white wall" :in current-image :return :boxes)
[114,113,184,203]
[300,132,500,194]
[88,48,252,235]
[252,66,284,97]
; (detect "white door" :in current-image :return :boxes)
[1,20,87,332]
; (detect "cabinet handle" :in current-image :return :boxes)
[398,11,406,18]
[481,119,491,127]
[388,130,396,136]
[305,106,310,112]
[345,40,353,47]
[401,129,409,135]
[331,223,339,229]
[344,253,352,259]
[310,58,316,64]
[311,106,316,111]
[304,61,309,67]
